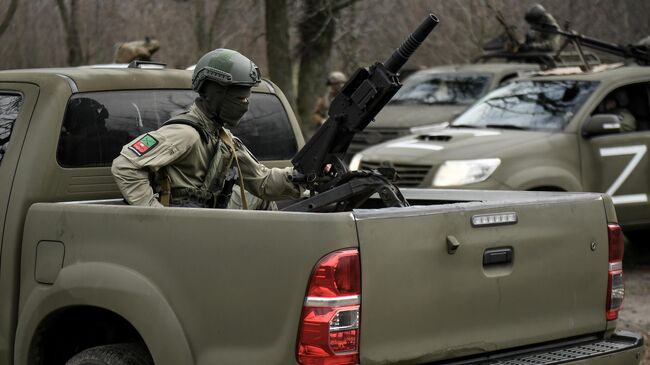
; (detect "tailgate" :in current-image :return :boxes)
[355,195,610,364]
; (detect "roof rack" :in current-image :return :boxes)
[127,60,167,69]
[473,50,601,70]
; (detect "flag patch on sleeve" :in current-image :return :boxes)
[128,134,159,157]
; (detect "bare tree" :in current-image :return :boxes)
[189,0,233,53]
[265,0,295,108]
[55,0,84,66]
[0,0,18,39]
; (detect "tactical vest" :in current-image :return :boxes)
[155,114,237,208]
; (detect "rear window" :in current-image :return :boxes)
[57,90,297,167]
[0,94,24,167]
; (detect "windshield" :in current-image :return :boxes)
[391,73,492,105]
[451,80,598,131]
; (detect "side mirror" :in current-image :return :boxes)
[582,114,622,137]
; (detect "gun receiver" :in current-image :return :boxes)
[285,14,439,212]
[532,22,650,66]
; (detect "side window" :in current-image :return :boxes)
[57,90,297,168]
[592,83,650,132]
[231,93,297,160]
[0,93,24,167]
[57,90,195,167]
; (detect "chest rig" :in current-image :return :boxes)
[155,114,247,209]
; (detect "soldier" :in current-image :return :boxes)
[597,89,637,132]
[520,4,562,52]
[311,71,347,127]
[111,49,302,209]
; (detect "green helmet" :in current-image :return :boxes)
[192,49,261,92]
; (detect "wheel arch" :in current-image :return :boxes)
[14,262,193,365]
[503,165,582,192]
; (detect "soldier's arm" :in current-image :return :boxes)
[111,125,199,206]
[234,139,302,200]
[311,97,327,126]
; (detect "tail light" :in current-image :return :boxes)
[297,249,361,365]
[606,224,624,321]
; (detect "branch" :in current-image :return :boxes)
[331,0,359,13]
[208,0,232,40]
[0,0,18,38]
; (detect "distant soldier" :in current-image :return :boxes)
[311,71,347,127]
[597,89,637,132]
[520,4,562,52]
[114,37,160,64]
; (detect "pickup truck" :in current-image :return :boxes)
[0,66,644,365]
[351,63,650,242]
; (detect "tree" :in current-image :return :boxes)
[296,0,358,135]
[265,0,295,108]
[55,0,84,66]
[0,0,18,39]
[190,0,233,53]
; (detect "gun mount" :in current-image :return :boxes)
[530,16,650,67]
[284,14,439,212]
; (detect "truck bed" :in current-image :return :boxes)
[15,189,634,364]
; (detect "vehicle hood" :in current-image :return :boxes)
[370,104,468,128]
[360,127,553,164]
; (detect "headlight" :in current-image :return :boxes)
[433,158,500,186]
[349,153,363,171]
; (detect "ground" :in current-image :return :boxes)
[618,241,650,364]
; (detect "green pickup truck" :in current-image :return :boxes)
[0,66,644,365]
[353,63,650,239]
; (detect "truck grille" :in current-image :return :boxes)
[485,339,633,365]
[348,127,410,154]
[360,161,431,187]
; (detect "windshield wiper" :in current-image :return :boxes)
[485,124,527,130]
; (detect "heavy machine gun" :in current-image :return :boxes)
[529,11,650,67]
[283,14,439,212]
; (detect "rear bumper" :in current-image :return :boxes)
[437,331,644,365]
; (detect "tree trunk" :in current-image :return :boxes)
[296,0,336,135]
[55,0,84,66]
[265,0,295,109]
[0,0,18,39]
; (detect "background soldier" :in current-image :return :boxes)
[111,48,302,209]
[597,89,637,132]
[311,71,347,127]
[520,4,562,52]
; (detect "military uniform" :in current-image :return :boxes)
[612,108,637,132]
[111,103,300,208]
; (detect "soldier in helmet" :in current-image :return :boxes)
[520,4,562,52]
[596,89,637,132]
[311,71,347,127]
[111,49,302,209]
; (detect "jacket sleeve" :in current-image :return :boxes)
[234,139,302,200]
[111,125,199,206]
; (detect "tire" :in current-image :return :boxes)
[65,343,153,365]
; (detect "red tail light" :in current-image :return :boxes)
[297,249,360,365]
[606,224,624,321]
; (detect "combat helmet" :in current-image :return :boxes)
[192,49,261,92]
[327,71,347,85]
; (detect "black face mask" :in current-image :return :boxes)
[198,83,251,127]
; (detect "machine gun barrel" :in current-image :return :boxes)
[292,14,439,184]
[384,14,440,73]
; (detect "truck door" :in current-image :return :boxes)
[0,83,39,364]
[580,82,650,229]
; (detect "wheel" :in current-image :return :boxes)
[65,343,153,365]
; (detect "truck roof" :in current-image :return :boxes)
[526,64,650,83]
[0,67,274,93]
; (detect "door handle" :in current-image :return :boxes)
[483,247,513,266]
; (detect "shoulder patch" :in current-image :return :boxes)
[128,134,159,157]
